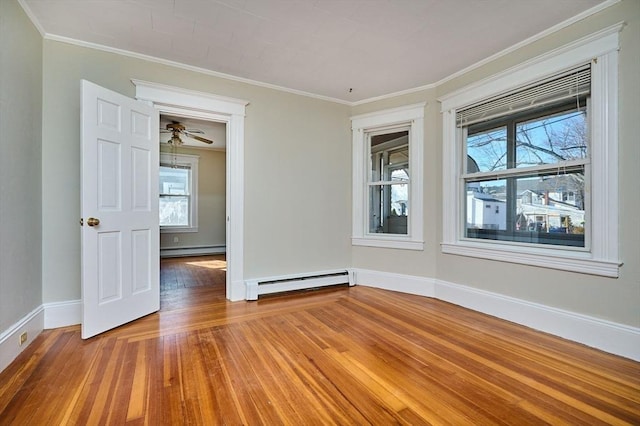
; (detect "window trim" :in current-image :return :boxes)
[351,102,426,250]
[159,152,199,233]
[439,24,622,277]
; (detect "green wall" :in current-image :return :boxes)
[41,40,352,302]
[0,0,43,331]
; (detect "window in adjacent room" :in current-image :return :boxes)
[159,153,199,232]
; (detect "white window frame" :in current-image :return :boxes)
[351,103,425,250]
[159,152,199,233]
[439,24,622,277]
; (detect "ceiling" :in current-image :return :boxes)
[160,114,227,150]
[21,0,610,103]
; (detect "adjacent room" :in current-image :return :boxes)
[0,0,638,424]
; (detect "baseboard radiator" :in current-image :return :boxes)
[160,245,226,258]
[245,269,354,300]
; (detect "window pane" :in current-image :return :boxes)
[516,109,588,167]
[516,172,585,236]
[467,127,507,173]
[159,166,189,195]
[160,196,189,226]
[370,131,409,181]
[369,184,408,234]
[466,179,507,231]
[465,168,585,247]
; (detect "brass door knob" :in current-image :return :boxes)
[87,217,100,227]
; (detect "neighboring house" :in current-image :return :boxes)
[518,189,585,233]
[466,190,507,230]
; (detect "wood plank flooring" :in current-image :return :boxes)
[1,256,638,425]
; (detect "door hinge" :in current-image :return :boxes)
[79,218,83,226]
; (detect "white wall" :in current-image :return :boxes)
[352,0,640,328]
[40,40,352,303]
[0,0,43,332]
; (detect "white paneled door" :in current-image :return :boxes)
[81,80,160,339]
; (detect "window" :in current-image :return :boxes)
[369,129,409,235]
[159,153,198,232]
[351,103,425,250]
[463,67,589,248]
[440,26,621,277]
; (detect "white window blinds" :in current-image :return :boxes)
[457,65,591,127]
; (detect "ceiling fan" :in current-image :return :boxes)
[161,121,213,145]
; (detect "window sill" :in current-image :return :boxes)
[160,227,198,234]
[441,241,620,277]
[352,237,424,251]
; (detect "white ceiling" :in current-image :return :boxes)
[21,0,610,103]
[160,114,227,150]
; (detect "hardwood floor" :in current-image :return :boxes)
[1,259,638,424]
[160,255,227,309]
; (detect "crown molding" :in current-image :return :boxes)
[19,0,621,107]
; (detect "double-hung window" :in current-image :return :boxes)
[352,103,425,250]
[369,128,410,235]
[462,66,590,248]
[440,26,621,277]
[159,153,199,232]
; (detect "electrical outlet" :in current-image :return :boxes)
[19,332,27,346]
[173,237,179,243]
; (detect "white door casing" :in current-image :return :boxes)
[81,80,160,339]
[132,79,248,301]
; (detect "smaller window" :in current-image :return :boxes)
[368,129,409,235]
[159,153,199,233]
[351,103,425,250]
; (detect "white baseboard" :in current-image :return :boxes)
[351,268,435,297]
[160,244,226,258]
[434,279,640,362]
[44,299,81,329]
[0,306,44,373]
[353,269,640,361]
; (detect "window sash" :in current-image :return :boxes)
[461,98,590,249]
[366,127,410,236]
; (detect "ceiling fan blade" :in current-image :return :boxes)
[185,128,205,134]
[184,131,213,144]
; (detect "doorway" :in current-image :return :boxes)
[158,112,228,309]
[134,79,249,301]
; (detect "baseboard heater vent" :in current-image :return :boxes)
[160,245,226,258]
[246,269,354,300]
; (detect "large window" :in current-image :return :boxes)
[351,103,425,250]
[440,26,621,277]
[159,153,199,232]
[463,68,589,247]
